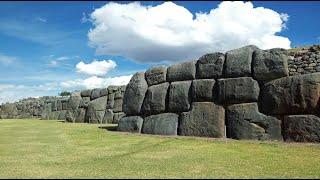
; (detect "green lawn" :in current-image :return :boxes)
[0,119,319,178]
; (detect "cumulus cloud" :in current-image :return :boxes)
[76,60,117,76]
[88,1,291,63]
[60,75,132,90]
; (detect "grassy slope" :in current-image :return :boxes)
[0,119,319,178]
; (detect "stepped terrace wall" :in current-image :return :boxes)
[119,45,320,143]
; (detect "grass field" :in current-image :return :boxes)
[0,119,319,178]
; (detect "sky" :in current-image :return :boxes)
[0,1,320,104]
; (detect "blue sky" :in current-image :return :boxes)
[0,1,320,103]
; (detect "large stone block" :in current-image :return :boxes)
[90,88,102,100]
[113,112,125,124]
[100,88,108,97]
[67,94,82,110]
[167,61,196,82]
[217,77,259,104]
[142,113,179,135]
[103,109,114,124]
[252,48,289,82]
[283,115,320,142]
[145,66,167,86]
[79,97,90,108]
[226,103,282,140]
[106,93,115,109]
[224,45,259,77]
[260,73,320,115]
[85,96,108,123]
[81,89,92,97]
[118,116,144,133]
[113,98,123,113]
[75,108,86,123]
[191,79,215,102]
[168,81,191,112]
[123,72,148,115]
[179,102,225,138]
[196,52,225,79]
[142,82,169,115]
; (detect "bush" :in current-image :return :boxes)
[59,91,71,96]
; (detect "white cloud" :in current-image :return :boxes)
[0,53,16,65]
[60,75,132,90]
[0,83,60,104]
[36,17,47,23]
[81,12,91,23]
[75,60,117,76]
[88,1,291,63]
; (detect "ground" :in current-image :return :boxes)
[0,119,319,178]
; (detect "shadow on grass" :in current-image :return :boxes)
[99,125,118,131]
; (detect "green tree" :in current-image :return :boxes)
[59,91,71,96]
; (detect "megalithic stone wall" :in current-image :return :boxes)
[0,85,126,124]
[118,45,320,143]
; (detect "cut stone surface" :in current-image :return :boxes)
[167,61,196,82]
[118,116,144,133]
[113,112,125,124]
[217,77,259,104]
[224,45,259,78]
[123,72,148,115]
[90,88,102,100]
[191,79,215,102]
[253,48,289,82]
[226,103,282,140]
[168,81,191,112]
[103,109,114,124]
[142,113,179,136]
[113,98,123,113]
[260,73,320,115]
[142,82,169,115]
[283,115,320,142]
[100,88,108,97]
[85,96,108,124]
[145,66,167,86]
[196,52,225,79]
[81,89,92,97]
[106,93,115,109]
[179,102,225,138]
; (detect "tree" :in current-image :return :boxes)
[59,91,71,96]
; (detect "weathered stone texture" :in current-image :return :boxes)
[196,52,225,79]
[260,73,320,115]
[142,113,179,135]
[142,82,169,115]
[168,81,191,112]
[179,102,225,138]
[191,79,215,102]
[226,103,282,140]
[253,48,289,82]
[224,45,259,78]
[122,72,148,115]
[118,116,144,133]
[217,77,259,104]
[283,115,320,142]
[145,66,167,86]
[167,61,196,82]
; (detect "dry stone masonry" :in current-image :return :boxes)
[1,44,320,143]
[0,85,126,124]
[119,45,320,143]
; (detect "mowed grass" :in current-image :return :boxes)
[0,119,320,179]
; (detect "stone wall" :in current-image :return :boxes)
[119,45,320,143]
[0,85,126,124]
[288,45,320,76]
